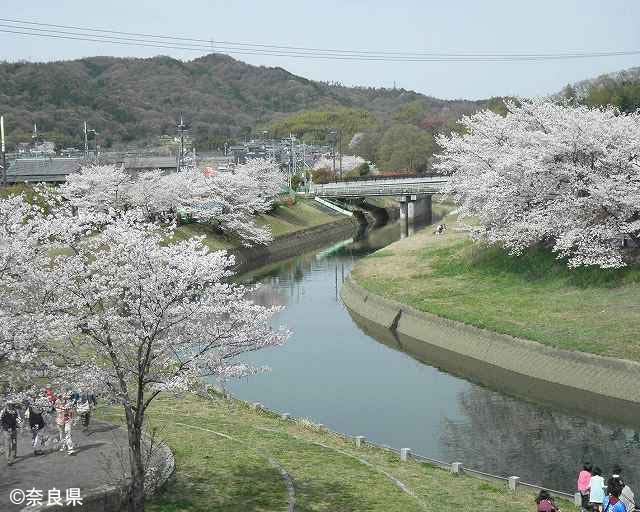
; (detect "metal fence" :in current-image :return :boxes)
[245,399,580,507]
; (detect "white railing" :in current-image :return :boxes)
[311,176,448,198]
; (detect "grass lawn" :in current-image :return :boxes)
[353,214,640,362]
[98,395,569,512]
[0,183,38,198]
[171,199,340,252]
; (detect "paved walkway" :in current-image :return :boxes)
[0,420,129,511]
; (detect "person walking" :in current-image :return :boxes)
[76,389,97,433]
[0,401,22,466]
[603,481,627,512]
[54,392,76,456]
[24,395,48,455]
[44,384,56,404]
[607,466,635,512]
[590,467,606,512]
[578,462,593,512]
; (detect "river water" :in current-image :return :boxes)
[229,221,640,493]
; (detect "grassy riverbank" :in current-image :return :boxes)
[2,184,341,252]
[99,395,571,512]
[353,214,640,362]
[171,198,341,251]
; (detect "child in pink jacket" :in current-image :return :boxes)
[577,462,593,512]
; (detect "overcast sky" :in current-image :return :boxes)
[2,0,639,100]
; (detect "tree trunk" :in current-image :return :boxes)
[126,415,146,512]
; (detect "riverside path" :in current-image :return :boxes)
[1,420,130,511]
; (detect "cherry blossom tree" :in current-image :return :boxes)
[60,160,285,246]
[127,169,178,221]
[435,99,640,268]
[313,155,365,173]
[174,160,284,245]
[0,190,112,388]
[1,192,289,511]
[0,195,38,385]
[60,164,131,213]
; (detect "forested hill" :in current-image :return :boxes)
[0,53,488,150]
[559,66,640,111]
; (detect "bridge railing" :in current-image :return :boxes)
[311,176,448,197]
[321,172,446,184]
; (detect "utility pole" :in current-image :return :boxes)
[83,121,88,160]
[1,115,6,187]
[32,123,38,149]
[176,114,188,172]
[330,129,336,177]
[88,129,98,160]
[289,133,295,190]
[338,128,343,180]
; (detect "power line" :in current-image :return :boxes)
[1,17,638,59]
[3,28,638,63]
[1,18,639,62]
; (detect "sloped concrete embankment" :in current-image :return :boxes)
[233,217,359,273]
[341,275,640,426]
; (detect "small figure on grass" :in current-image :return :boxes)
[535,489,559,512]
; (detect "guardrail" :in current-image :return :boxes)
[245,400,581,507]
[322,173,446,184]
[313,197,353,216]
[312,176,448,198]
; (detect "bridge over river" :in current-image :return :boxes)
[310,175,449,225]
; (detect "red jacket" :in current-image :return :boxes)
[45,388,57,404]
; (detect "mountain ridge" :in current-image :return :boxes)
[1,53,637,155]
[0,53,485,150]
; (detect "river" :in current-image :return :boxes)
[229,220,640,493]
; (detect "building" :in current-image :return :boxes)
[5,158,83,184]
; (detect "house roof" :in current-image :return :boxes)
[122,156,177,169]
[6,158,83,182]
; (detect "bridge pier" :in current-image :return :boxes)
[398,194,432,229]
[399,200,408,223]
[311,176,444,239]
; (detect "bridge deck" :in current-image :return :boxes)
[311,176,448,198]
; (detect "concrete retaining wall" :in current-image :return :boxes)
[233,216,359,273]
[341,275,640,425]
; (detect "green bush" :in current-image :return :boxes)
[312,167,335,184]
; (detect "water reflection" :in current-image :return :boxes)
[348,306,640,490]
[229,219,638,493]
[441,387,640,491]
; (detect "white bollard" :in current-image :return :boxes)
[400,448,411,462]
[574,492,583,507]
[508,476,520,491]
[451,462,464,475]
[355,436,366,448]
